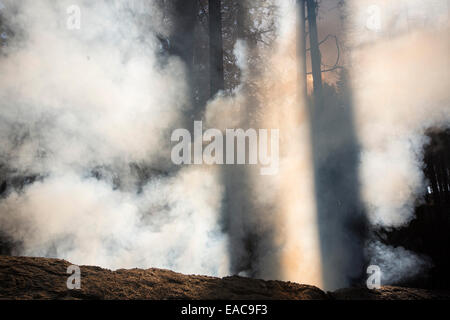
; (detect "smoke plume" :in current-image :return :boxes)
[0,0,229,276]
[347,0,450,284]
[205,0,322,287]
[1,0,448,291]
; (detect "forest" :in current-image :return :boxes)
[0,0,449,292]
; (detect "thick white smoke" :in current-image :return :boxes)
[348,0,450,283]
[0,0,184,172]
[2,0,446,289]
[0,0,229,276]
[0,168,228,275]
[367,241,432,285]
[205,0,322,287]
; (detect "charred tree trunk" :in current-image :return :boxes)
[304,0,367,290]
[221,0,260,278]
[170,0,197,72]
[298,0,308,97]
[306,0,322,97]
[170,0,206,119]
[209,0,225,97]
[236,0,246,40]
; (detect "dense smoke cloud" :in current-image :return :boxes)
[0,168,228,275]
[0,0,183,171]
[0,0,447,291]
[367,241,432,285]
[0,0,229,276]
[205,0,322,287]
[347,0,449,283]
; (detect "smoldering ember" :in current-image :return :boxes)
[0,0,449,306]
[171,121,279,175]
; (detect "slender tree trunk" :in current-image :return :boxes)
[171,0,197,72]
[428,155,441,204]
[171,0,207,120]
[438,154,448,202]
[209,0,225,97]
[237,0,246,39]
[298,0,308,97]
[306,0,322,98]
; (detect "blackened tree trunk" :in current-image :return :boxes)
[306,0,322,97]
[170,0,208,119]
[298,0,308,97]
[209,0,225,97]
[171,0,197,72]
[236,0,245,39]
[304,1,368,290]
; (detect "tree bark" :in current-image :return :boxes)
[171,0,197,72]
[298,0,308,97]
[209,0,225,97]
[306,0,322,98]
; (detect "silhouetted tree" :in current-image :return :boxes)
[209,0,224,97]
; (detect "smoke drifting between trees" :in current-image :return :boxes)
[0,0,449,290]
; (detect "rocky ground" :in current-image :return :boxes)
[0,255,449,300]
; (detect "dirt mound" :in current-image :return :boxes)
[0,256,448,300]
